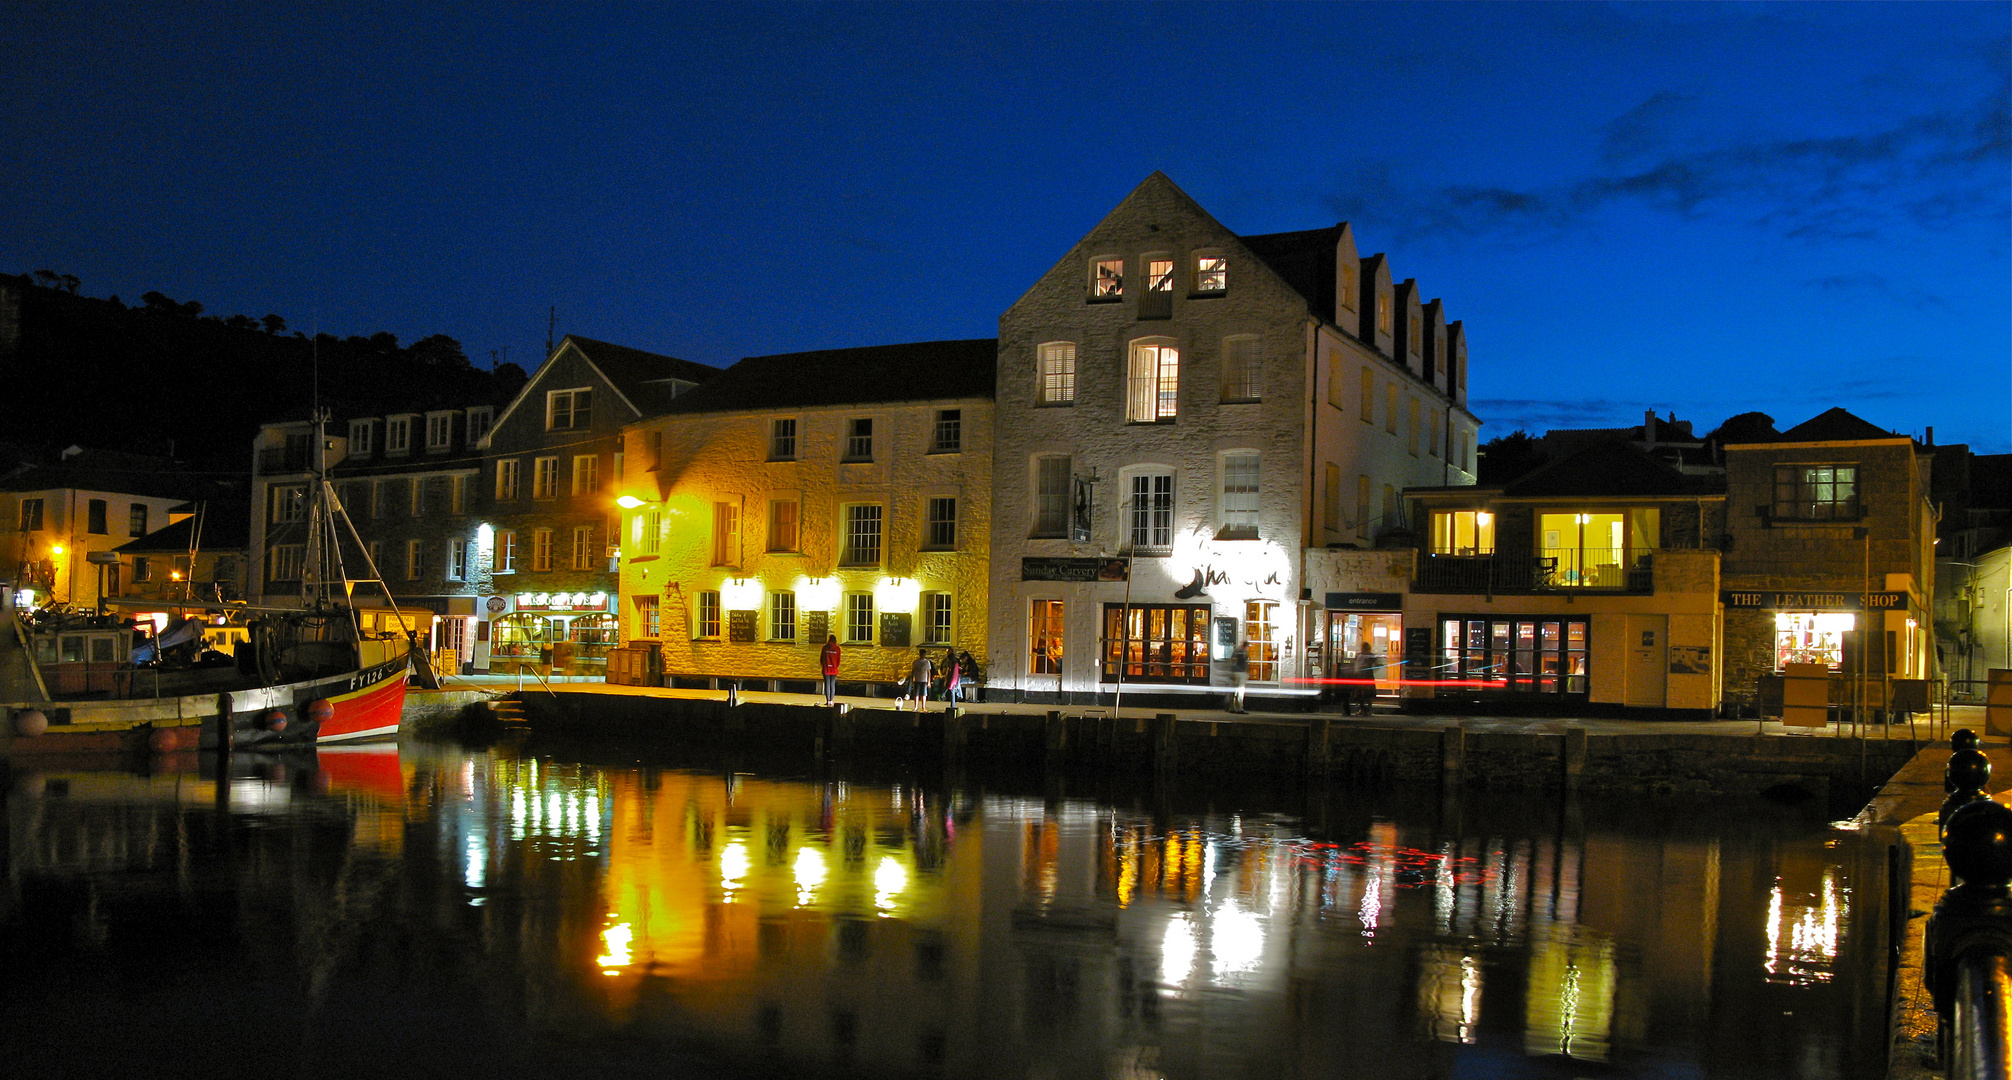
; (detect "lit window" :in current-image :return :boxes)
[634,595,660,638]
[1246,601,1278,682]
[931,409,962,453]
[767,499,799,552]
[533,456,559,499]
[770,418,796,460]
[1341,262,1358,311]
[1221,335,1261,402]
[1195,255,1226,293]
[1220,453,1259,539]
[697,591,721,639]
[841,504,882,567]
[1148,259,1174,292]
[572,455,600,496]
[1377,289,1392,336]
[1776,612,1854,671]
[1774,465,1859,521]
[925,497,957,549]
[495,459,520,500]
[127,503,147,538]
[1034,456,1071,538]
[546,388,592,431]
[1030,600,1064,674]
[532,528,553,572]
[495,530,517,573]
[712,502,740,567]
[1127,341,1179,422]
[769,591,797,641]
[1430,511,1496,555]
[843,418,873,462]
[845,593,875,644]
[1128,473,1173,554]
[922,592,953,644]
[1093,258,1124,298]
[1038,342,1077,405]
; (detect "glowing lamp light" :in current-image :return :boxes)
[873,855,908,913]
[875,576,921,613]
[51,545,64,555]
[798,576,841,611]
[170,570,183,581]
[615,495,645,509]
[721,577,763,610]
[1475,512,1493,526]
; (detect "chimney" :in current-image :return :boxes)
[1643,409,1657,449]
[1926,425,1935,446]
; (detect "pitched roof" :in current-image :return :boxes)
[0,449,227,501]
[1777,407,1900,443]
[565,336,722,414]
[655,339,998,414]
[1502,439,1722,498]
[113,503,251,554]
[1240,226,1344,325]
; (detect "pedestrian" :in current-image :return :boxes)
[1352,648,1377,715]
[904,648,934,711]
[958,650,980,702]
[943,647,962,703]
[1230,643,1250,714]
[820,634,841,705]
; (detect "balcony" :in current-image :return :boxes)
[257,447,311,473]
[1414,551,1655,594]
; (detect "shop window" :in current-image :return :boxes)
[1246,601,1278,682]
[1774,465,1859,521]
[492,613,551,662]
[1439,616,1587,695]
[1776,612,1852,670]
[1100,603,1210,684]
[1430,510,1496,555]
[570,614,619,661]
[1030,600,1064,674]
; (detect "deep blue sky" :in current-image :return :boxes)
[7,1,2007,451]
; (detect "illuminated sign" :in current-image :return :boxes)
[1721,591,1904,610]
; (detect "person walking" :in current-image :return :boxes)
[904,648,934,711]
[943,647,962,704]
[820,634,842,705]
[1230,642,1250,714]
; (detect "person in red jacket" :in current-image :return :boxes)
[820,634,841,705]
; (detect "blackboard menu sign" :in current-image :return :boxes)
[728,609,758,643]
[804,611,829,645]
[881,612,911,647]
[1214,616,1237,650]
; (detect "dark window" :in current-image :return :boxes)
[843,418,873,462]
[770,418,796,460]
[18,498,43,531]
[129,503,147,537]
[87,499,107,535]
[925,498,957,549]
[930,410,961,453]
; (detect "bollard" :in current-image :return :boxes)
[1152,713,1178,783]
[1925,797,2012,1078]
[1943,729,1995,836]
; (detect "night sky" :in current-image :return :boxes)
[7,2,2007,451]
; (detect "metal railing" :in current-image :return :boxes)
[1414,552,1655,594]
[1926,730,2012,1079]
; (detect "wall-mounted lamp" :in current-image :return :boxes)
[615,495,645,509]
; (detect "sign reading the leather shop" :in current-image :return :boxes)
[1721,590,1906,610]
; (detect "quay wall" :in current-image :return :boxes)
[494,691,1919,799]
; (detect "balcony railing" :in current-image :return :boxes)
[257,448,311,473]
[1415,551,1655,594]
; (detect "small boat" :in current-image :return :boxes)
[3,415,423,755]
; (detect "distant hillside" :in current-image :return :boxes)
[2,272,527,470]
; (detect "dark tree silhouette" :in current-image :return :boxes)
[1477,430,1549,484]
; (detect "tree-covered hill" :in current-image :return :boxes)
[2,272,527,471]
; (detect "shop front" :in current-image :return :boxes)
[1321,593,1404,704]
[1436,615,1591,699]
[486,591,616,677]
[1723,589,1925,714]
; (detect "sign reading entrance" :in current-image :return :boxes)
[1022,557,1128,582]
[1721,590,1905,610]
[1325,592,1401,610]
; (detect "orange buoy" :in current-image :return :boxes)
[307,699,334,723]
[13,709,48,737]
[262,709,289,732]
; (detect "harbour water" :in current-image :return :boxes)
[3,738,1891,1079]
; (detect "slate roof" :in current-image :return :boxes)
[113,503,251,554]
[0,449,229,502]
[566,336,722,414]
[1500,439,1723,498]
[1240,226,1344,325]
[655,339,998,415]
[1777,407,1900,443]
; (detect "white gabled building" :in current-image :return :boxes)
[985,172,1479,706]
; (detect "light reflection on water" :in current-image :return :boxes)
[3,743,1882,1079]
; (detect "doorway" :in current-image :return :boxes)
[1325,611,1402,698]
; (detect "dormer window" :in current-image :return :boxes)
[465,407,494,445]
[385,415,412,455]
[348,419,376,457]
[425,411,454,452]
[1092,258,1124,300]
[546,388,592,431]
[1194,254,1226,294]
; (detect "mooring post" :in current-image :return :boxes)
[1045,710,1067,768]
[943,707,966,762]
[1306,716,1331,785]
[1153,713,1179,784]
[1562,727,1588,793]
[1441,725,1465,791]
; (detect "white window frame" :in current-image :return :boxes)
[844,592,875,644]
[770,417,797,460]
[1127,339,1179,423]
[696,590,721,639]
[1091,257,1124,298]
[545,387,592,431]
[922,592,953,645]
[572,454,600,496]
[1127,471,1174,554]
[446,538,467,580]
[843,417,874,462]
[769,591,797,642]
[532,456,559,499]
[1038,341,1077,405]
[931,409,962,453]
[925,497,957,550]
[425,411,454,451]
[465,406,494,445]
[571,525,593,570]
[1221,335,1261,402]
[1219,452,1260,539]
[347,419,376,456]
[385,415,412,455]
[1194,253,1227,293]
[532,528,553,572]
[496,458,521,500]
[495,529,517,573]
[840,504,882,567]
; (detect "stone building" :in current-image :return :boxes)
[2,448,223,612]
[1401,441,1726,717]
[986,172,1479,706]
[616,340,994,692]
[1717,407,1937,709]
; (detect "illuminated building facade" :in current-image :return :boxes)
[987,172,1478,705]
[1,447,220,611]
[616,340,994,689]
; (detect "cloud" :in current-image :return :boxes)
[1799,272,1947,310]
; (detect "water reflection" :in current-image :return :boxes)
[2,744,1887,1079]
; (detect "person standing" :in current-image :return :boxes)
[958,650,980,703]
[904,648,934,711]
[943,647,962,704]
[820,634,842,706]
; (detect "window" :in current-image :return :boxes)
[426,412,453,451]
[532,528,553,572]
[712,502,740,567]
[270,486,306,524]
[572,455,600,496]
[1127,341,1179,422]
[1776,612,1853,671]
[1038,342,1077,404]
[1341,262,1358,312]
[1383,485,1400,530]
[495,459,520,500]
[1356,475,1371,538]
[1359,367,1374,423]
[843,418,873,462]
[1430,415,1441,457]
[1409,314,1422,360]
[1408,398,1420,455]
[1142,258,1174,318]
[1195,255,1226,293]
[1030,600,1064,674]
[1377,289,1392,337]
[19,497,43,531]
[770,418,797,460]
[348,420,375,456]
[446,538,467,580]
[1219,453,1259,538]
[546,388,592,431]
[450,475,467,514]
[1100,603,1210,684]
[406,539,425,580]
[845,592,875,644]
[495,529,517,573]
[1209,335,1257,403]
[1324,463,1341,532]
[414,476,443,517]
[769,591,797,641]
[533,456,559,499]
[1246,601,1279,682]
[367,541,382,575]
[1092,258,1124,298]
[1538,512,1627,586]
[922,592,953,644]
[133,556,152,583]
[841,504,882,566]
[613,451,624,481]
[571,526,594,570]
[466,407,494,445]
[931,410,962,453]
[639,509,661,554]
[925,497,957,549]
[767,499,799,552]
[634,595,660,639]
[386,416,412,455]
[1385,383,1398,433]
[87,498,107,534]
[1034,456,1072,537]
[128,503,148,538]
[1431,510,1496,555]
[697,591,721,639]
[268,544,304,582]
[1774,465,1859,521]
[1128,473,1173,554]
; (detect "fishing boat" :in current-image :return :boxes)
[3,415,428,755]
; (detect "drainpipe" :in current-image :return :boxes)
[1303,317,1318,685]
